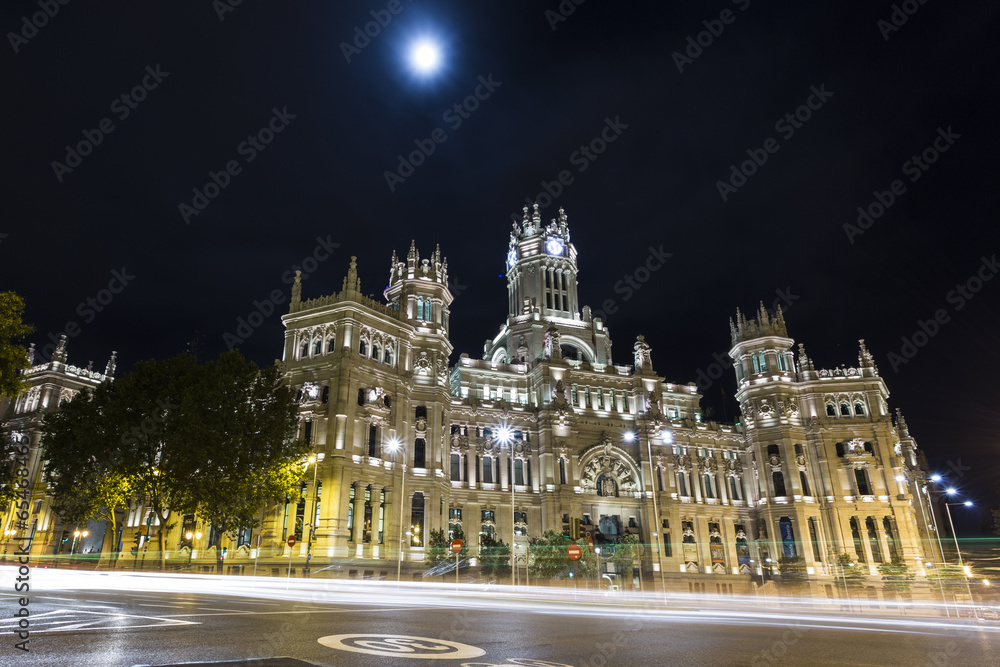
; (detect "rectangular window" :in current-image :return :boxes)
[559,458,567,485]
[664,533,672,557]
[368,424,378,458]
[482,456,493,484]
[451,453,461,480]
[514,459,524,486]
[854,468,872,496]
[304,421,313,445]
[450,508,462,520]
[809,517,822,562]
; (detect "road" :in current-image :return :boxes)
[2,569,998,666]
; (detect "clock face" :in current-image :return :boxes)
[545,237,565,255]
[507,248,518,268]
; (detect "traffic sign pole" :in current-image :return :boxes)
[286,535,297,587]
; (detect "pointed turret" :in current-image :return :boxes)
[291,270,302,306]
[104,351,117,379]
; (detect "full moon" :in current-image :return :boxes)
[409,39,442,74]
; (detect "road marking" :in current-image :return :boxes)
[137,603,188,609]
[318,634,486,660]
[197,607,251,612]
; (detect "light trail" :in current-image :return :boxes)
[8,565,997,637]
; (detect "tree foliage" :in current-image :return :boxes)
[878,553,913,596]
[777,554,809,590]
[42,351,304,571]
[426,527,470,569]
[479,533,511,580]
[836,553,868,589]
[0,291,33,398]
[527,530,597,581]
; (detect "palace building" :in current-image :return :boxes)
[1,203,942,584]
[273,203,940,582]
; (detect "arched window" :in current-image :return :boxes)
[826,404,836,417]
[772,470,787,497]
[729,475,741,501]
[410,493,425,547]
[326,336,336,353]
[313,339,322,356]
[854,402,866,416]
[866,517,883,563]
[840,403,851,416]
[384,347,393,366]
[850,517,866,563]
[372,344,380,362]
[359,339,367,356]
[300,341,309,359]
[883,517,899,559]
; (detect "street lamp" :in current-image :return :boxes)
[497,424,516,586]
[305,453,324,572]
[635,409,668,597]
[944,497,977,615]
[386,437,406,583]
[185,531,202,567]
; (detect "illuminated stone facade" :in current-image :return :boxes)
[276,204,940,582]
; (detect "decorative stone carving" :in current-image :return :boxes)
[415,351,432,375]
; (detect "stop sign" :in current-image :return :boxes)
[451,539,463,554]
[287,535,297,548]
[567,544,582,561]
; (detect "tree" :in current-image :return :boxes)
[479,533,511,580]
[878,553,913,598]
[168,351,305,573]
[43,351,304,572]
[610,534,641,583]
[526,531,597,582]
[777,554,809,591]
[0,291,33,398]
[426,527,469,570]
[836,553,868,591]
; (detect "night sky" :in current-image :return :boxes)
[3,3,998,533]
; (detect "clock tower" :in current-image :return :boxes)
[484,202,613,365]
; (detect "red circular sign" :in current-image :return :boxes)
[567,544,582,561]
[451,539,463,554]
[287,535,297,547]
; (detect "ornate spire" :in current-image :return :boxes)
[291,270,302,305]
[52,334,68,364]
[407,239,418,262]
[104,351,117,378]
[343,256,360,293]
[730,303,789,345]
[633,334,652,372]
[858,339,878,375]
[895,408,910,438]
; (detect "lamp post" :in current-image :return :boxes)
[497,425,517,586]
[944,497,976,616]
[305,453,324,574]
[186,531,202,568]
[386,438,406,583]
